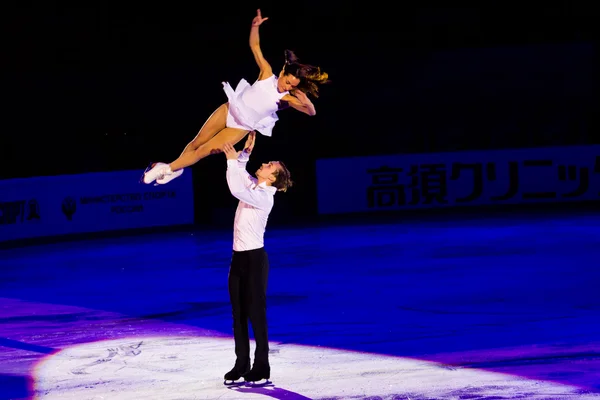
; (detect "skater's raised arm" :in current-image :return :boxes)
[234,131,256,170]
[223,135,273,210]
[249,9,273,80]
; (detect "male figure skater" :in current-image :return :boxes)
[222,131,292,385]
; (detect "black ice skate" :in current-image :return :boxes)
[223,359,250,386]
[243,362,271,386]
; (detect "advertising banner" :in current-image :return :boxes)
[0,169,194,242]
[316,145,600,215]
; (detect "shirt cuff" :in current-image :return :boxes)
[238,151,250,163]
[226,159,239,168]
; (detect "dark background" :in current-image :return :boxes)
[3,2,596,225]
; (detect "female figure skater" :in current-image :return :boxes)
[143,9,329,185]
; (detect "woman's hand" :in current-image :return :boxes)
[252,9,269,27]
[293,89,310,104]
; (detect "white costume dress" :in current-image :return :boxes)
[145,76,288,186]
[222,75,288,137]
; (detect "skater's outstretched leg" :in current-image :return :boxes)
[180,103,229,155]
[142,103,227,184]
[143,126,249,184]
[169,127,249,171]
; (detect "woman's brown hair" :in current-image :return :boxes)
[283,49,330,98]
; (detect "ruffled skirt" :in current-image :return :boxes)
[222,79,279,137]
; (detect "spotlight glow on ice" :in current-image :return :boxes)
[32,336,600,399]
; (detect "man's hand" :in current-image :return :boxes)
[223,142,241,160]
[243,131,256,154]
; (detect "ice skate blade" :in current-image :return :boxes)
[223,379,245,386]
[244,379,272,387]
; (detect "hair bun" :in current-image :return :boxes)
[284,49,299,64]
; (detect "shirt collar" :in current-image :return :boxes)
[255,181,277,194]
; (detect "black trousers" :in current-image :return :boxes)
[228,247,270,365]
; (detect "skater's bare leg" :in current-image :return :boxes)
[142,103,232,184]
[179,103,229,156]
[169,128,250,171]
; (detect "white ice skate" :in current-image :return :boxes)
[156,168,184,185]
[141,162,171,184]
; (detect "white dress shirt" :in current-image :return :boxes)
[226,152,277,251]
